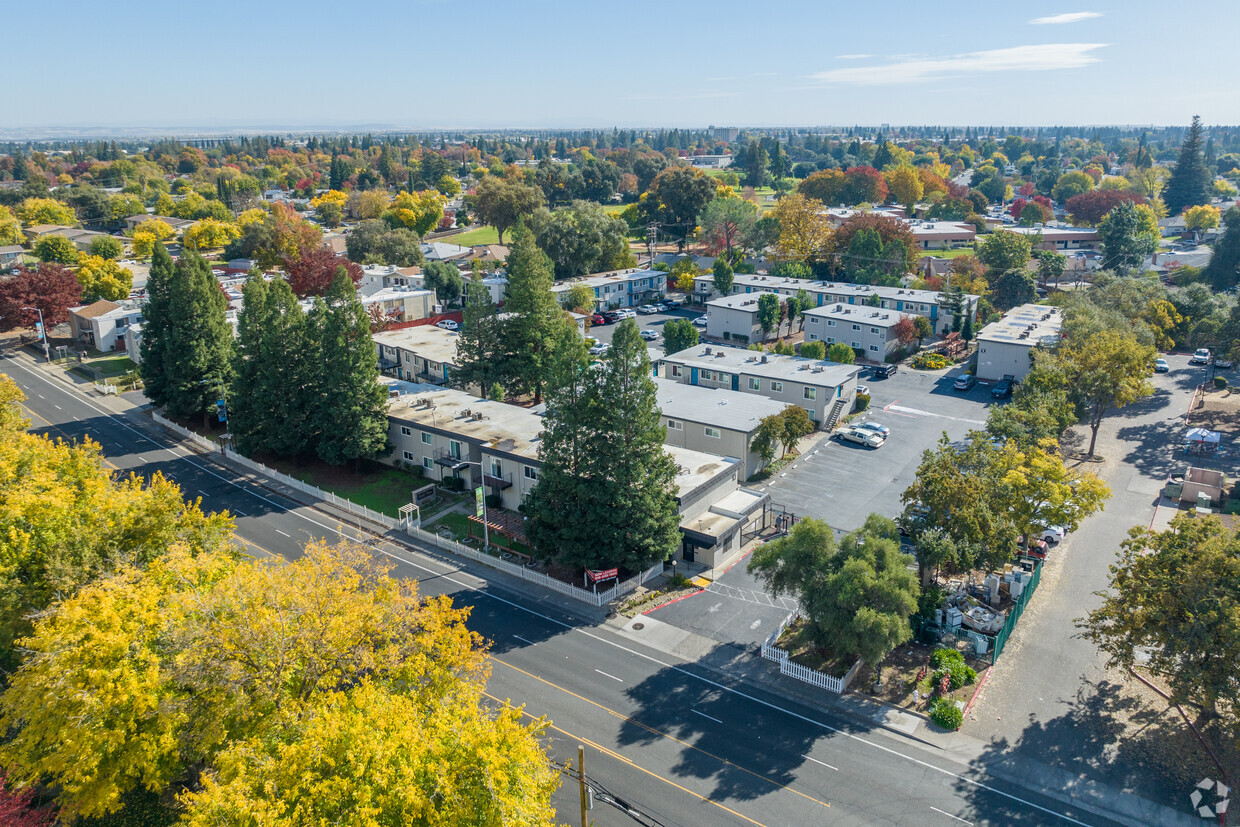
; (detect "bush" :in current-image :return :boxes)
[1214,376,1228,389]
[930,647,964,669]
[854,393,870,411]
[930,648,976,689]
[930,697,964,730]
[732,334,748,344]
[439,475,465,491]
[485,493,503,509]
[912,352,951,370]
[652,262,670,272]
[722,332,731,340]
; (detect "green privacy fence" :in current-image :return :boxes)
[992,561,1042,661]
[912,561,1043,665]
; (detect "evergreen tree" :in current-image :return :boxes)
[1164,116,1211,215]
[1203,206,1240,291]
[524,321,680,571]
[159,253,233,425]
[139,242,175,407]
[961,300,975,342]
[310,270,390,468]
[499,223,575,404]
[452,273,505,395]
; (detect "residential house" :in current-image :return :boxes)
[383,386,768,567]
[974,304,1064,382]
[654,377,786,479]
[68,299,143,352]
[801,303,917,361]
[358,264,425,296]
[550,267,665,310]
[373,325,461,386]
[1001,225,1100,252]
[22,224,76,241]
[0,245,23,266]
[123,214,196,233]
[660,345,861,429]
[421,241,471,262]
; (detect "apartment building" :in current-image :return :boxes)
[1001,225,1100,252]
[358,286,436,323]
[654,377,787,480]
[694,273,975,336]
[550,267,665,310]
[660,345,861,429]
[975,304,1064,381]
[373,325,460,385]
[68,299,142,352]
[801,304,915,361]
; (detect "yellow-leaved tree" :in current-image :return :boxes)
[771,193,832,264]
[183,218,241,251]
[884,165,924,213]
[16,197,77,227]
[75,254,133,302]
[0,538,558,825]
[384,190,445,236]
[0,205,24,245]
[134,218,175,241]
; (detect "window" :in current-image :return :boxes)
[770,381,783,392]
[870,344,880,352]
[809,316,819,325]
[403,450,414,460]
[803,388,816,401]
[422,457,433,470]
[524,466,538,481]
[421,432,431,445]
[809,333,818,341]
[851,324,861,331]
[400,426,412,436]
[852,341,861,349]
[704,427,722,439]
[489,458,501,477]
[870,327,879,334]
[827,337,835,344]
[670,364,682,378]
[667,419,683,430]
[748,377,760,390]
[827,319,836,327]
[449,440,461,460]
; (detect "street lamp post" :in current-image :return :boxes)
[21,307,49,362]
[451,459,491,552]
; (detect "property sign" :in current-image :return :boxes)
[475,486,485,518]
[587,568,619,583]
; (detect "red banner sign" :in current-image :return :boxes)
[587,567,619,583]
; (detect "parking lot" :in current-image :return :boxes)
[585,306,704,356]
[755,362,1000,532]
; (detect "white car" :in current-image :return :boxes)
[639,329,659,341]
[588,342,611,356]
[692,315,709,327]
[833,427,884,449]
[435,320,459,331]
[637,305,659,315]
[617,309,637,320]
[1040,525,1067,544]
[1190,348,1211,365]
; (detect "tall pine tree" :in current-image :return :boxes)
[499,223,577,404]
[310,269,390,468]
[452,272,504,396]
[159,253,233,425]
[139,242,174,407]
[1164,116,1211,215]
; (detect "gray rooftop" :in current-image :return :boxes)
[387,387,545,461]
[372,325,460,366]
[699,273,975,307]
[654,377,786,432]
[662,345,861,386]
[803,303,910,328]
[976,303,1064,347]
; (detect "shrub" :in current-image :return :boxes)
[652,262,670,272]
[930,648,964,669]
[855,393,870,411]
[732,334,748,344]
[930,697,964,730]
[930,649,976,689]
[439,475,465,491]
[1214,376,1228,389]
[485,493,503,509]
[912,352,951,370]
[722,332,731,340]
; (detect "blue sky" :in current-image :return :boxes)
[6,0,1238,131]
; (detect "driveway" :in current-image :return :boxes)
[587,308,704,355]
[756,363,996,531]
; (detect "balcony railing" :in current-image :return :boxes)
[483,470,513,490]
[433,447,468,470]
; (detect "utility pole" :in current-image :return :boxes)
[577,744,588,827]
[22,307,49,362]
[646,223,658,266]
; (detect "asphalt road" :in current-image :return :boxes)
[586,307,704,356]
[3,349,1124,827]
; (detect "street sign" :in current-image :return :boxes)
[475,486,485,518]
[587,568,618,583]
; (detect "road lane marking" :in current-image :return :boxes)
[513,635,538,646]
[492,657,830,811]
[198,490,210,498]
[930,806,973,825]
[53,404,61,410]
[488,697,770,827]
[274,529,290,537]
[594,669,622,682]
[803,755,838,771]
[692,709,723,724]
[136,455,147,463]
[232,509,247,517]
[883,402,986,426]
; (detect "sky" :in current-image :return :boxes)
[5,0,1238,133]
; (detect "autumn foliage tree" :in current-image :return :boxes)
[1065,189,1146,227]
[0,264,82,330]
[829,212,919,274]
[284,247,363,297]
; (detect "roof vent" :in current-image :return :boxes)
[760,355,768,364]
[715,351,726,358]
[473,411,484,421]
[461,408,471,418]
[705,346,712,355]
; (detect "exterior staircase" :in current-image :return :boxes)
[823,397,847,430]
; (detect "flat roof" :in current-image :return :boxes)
[803,304,910,328]
[666,444,738,500]
[699,273,976,306]
[976,303,1064,347]
[551,267,659,291]
[372,325,460,366]
[1001,226,1098,239]
[387,387,545,461]
[654,377,786,432]
[705,294,765,312]
[663,345,861,386]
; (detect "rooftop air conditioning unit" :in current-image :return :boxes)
[760,355,769,364]
[461,408,472,418]
[473,411,484,421]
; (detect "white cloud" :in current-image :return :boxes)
[1030,11,1102,24]
[811,43,1107,85]
[835,54,874,60]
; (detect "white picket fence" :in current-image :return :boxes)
[760,612,863,694]
[150,411,660,606]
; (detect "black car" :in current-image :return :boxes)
[873,364,898,379]
[992,376,1015,398]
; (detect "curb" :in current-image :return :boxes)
[962,663,992,719]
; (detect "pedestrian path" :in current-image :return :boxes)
[703,580,799,611]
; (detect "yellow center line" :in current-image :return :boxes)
[491,656,830,811]
[485,692,769,827]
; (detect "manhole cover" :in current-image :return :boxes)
[631,622,644,631]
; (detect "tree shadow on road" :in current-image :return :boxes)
[955,678,1215,822]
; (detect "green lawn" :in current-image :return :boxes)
[282,462,427,518]
[76,352,138,376]
[447,225,501,246]
[602,203,628,216]
[921,247,977,260]
[436,510,533,557]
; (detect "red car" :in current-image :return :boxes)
[1021,538,1050,560]
[590,313,607,325]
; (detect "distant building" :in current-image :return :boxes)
[550,267,665,310]
[0,245,23,266]
[708,126,740,142]
[68,300,143,353]
[373,325,461,386]
[123,214,196,233]
[1001,225,1099,252]
[974,304,1064,382]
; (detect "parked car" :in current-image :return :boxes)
[692,315,709,327]
[654,302,672,312]
[1153,358,1170,373]
[872,364,898,379]
[833,427,884,448]
[1215,356,1234,369]
[856,384,870,396]
[588,342,611,356]
[991,375,1015,398]
[1021,538,1051,560]
[1040,525,1067,544]
[953,374,977,391]
[639,329,659,341]
[637,304,659,315]
[616,309,637,320]
[590,313,607,325]
[855,421,891,438]
[435,320,459,331]
[601,311,621,324]
[1190,348,1211,365]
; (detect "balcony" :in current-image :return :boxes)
[483,470,513,490]
[433,447,468,471]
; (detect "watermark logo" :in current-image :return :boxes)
[1189,778,1229,819]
